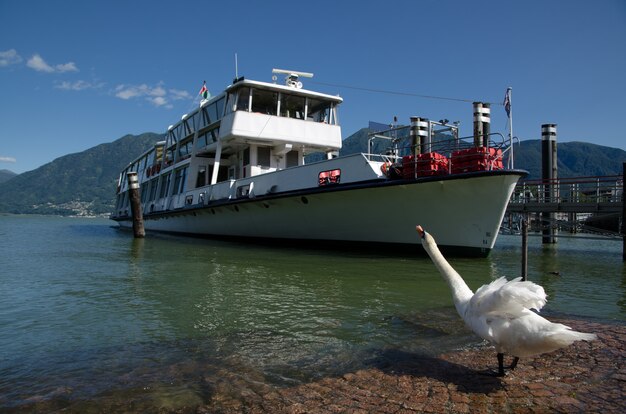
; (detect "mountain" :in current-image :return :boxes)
[514,140,626,179]
[0,169,17,184]
[0,133,162,216]
[0,128,624,216]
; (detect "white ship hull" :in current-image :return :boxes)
[114,171,523,256]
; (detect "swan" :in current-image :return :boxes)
[415,225,596,376]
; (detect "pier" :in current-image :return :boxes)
[508,175,622,215]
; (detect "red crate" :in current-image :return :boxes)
[402,152,449,178]
[451,147,503,174]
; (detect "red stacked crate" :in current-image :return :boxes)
[451,147,503,174]
[402,153,449,178]
[401,155,416,179]
[417,152,449,177]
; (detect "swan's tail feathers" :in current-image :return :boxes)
[471,277,547,315]
[547,324,597,349]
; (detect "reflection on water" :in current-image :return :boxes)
[0,216,624,411]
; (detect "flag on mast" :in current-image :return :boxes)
[503,87,511,118]
[199,81,209,99]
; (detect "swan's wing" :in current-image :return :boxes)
[469,276,547,316]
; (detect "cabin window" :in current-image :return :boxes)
[196,165,207,188]
[159,173,171,198]
[242,148,250,166]
[258,147,271,167]
[202,101,219,125]
[215,96,225,118]
[280,94,305,119]
[251,89,278,115]
[286,150,299,167]
[173,167,188,195]
[149,178,158,201]
[165,147,175,166]
[178,138,193,160]
[195,127,219,150]
[188,111,199,133]
[140,183,147,203]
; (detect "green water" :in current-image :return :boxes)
[0,215,624,410]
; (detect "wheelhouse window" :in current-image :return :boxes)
[236,87,251,111]
[308,97,331,123]
[251,89,278,115]
[280,94,305,119]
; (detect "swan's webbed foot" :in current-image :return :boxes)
[494,353,519,376]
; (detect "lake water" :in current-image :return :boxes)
[1,215,624,411]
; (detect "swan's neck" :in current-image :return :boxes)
[422,234,474,314]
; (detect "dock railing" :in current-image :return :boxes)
[509,175,623,214]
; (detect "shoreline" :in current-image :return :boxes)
[8,317,623,413]
[202,318,624,413]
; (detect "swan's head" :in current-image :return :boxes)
[416,225,425,239]
[415,225,436,248]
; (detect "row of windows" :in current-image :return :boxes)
[168,96,226,144]
[229,87,335,123]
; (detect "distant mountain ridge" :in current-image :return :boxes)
[0,133,162,216]
[0,128,624,216]
[0,169,17,184]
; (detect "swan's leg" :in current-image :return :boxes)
[510,356,519,371]
[497,353,505,376]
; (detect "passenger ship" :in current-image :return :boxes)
[111,69,526,256]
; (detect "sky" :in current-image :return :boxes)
[1,0,625,174]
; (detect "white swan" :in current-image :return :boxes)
[415,225,596,376]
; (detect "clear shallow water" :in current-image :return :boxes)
[0,215,624,410]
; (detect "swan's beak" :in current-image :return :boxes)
[416,225,425,239]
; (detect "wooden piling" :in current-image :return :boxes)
[541,124,558,244]
[622,162,625,261]
[521,217,528,281]
[126,172,145,238]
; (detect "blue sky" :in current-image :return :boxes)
[1,0,624,174]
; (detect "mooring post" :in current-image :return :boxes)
[541,124,558,244]
[126,172,145,238]
[622,162,625,261]
[521,217,528,281]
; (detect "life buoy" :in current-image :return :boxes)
[381,162,392,176]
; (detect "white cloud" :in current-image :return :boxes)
[114,82,190,108]
[0,156,17,163]
[27,53,79,73]
[55,80,103,91]
[55,62,78,73]
[0,49,22,67]
[149,96,167,107]
[169,89,192,100]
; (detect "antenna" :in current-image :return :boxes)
[272,68,313,88]
[234,53,239,79]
